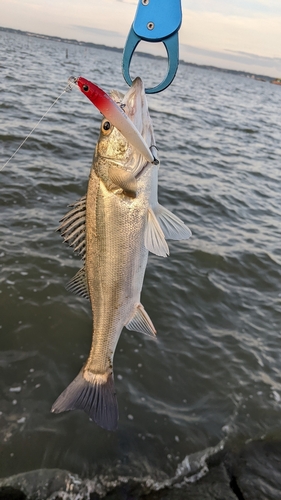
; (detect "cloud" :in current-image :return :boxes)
[182,0,281,17]
[72,25,124,38]
[225,49,281,64]
[180,8,281,60]
[180,43,281,76]
[180,44,281,68]
[113,0,136,3]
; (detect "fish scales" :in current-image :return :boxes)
[52,78,192,430]
[86,172,149,373]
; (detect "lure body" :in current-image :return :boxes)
[76,76,156,164]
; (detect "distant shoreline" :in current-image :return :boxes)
[0,25,275,83]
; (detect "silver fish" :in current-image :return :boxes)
[51,78,191,430]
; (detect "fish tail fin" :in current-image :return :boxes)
[51,370,118,431]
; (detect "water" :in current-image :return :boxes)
[0,30,281,495]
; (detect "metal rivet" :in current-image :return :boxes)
[142,0,149,5]
[147,22,154,30]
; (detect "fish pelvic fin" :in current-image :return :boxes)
[126,303,156,338]
[155,204,192,241]
[51,370,118,431]
[145,207,169,257]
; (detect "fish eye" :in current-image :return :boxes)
[103,121,111,131]
[82,85,89,92]
[101,120,112,135]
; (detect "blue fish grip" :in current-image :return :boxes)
[122,0,182,94]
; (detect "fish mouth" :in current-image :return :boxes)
[121,78,158,171]
[121,78,152,137]
[105,78,157,174]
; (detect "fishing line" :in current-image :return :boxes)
[1,82,73,172]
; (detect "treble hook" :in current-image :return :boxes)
[122,0,182,94]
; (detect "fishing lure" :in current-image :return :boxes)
[69,76,158,165]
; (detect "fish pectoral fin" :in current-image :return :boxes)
[66,266,89,300]
[155,204,192,241]
[144,207,169,257]
[126,303,157,337]
[108,166,137,198]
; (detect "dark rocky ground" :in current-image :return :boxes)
[1,438,281,500]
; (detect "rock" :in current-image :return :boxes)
[225,439,281,500]
[0,486,26,500]
[1,439,281,500]
[0,469,82,499]
[0,462,236,500]
[142,464,238,500]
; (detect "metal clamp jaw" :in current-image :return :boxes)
[122,0,182,94]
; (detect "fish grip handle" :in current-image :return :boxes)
[122,0,182,94]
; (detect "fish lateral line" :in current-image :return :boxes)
[69,75,159,165]
[0,82,73,172]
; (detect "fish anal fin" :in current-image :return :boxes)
[66,266,89,300]
[126,303,156,337]
[155,204,192,241]
[51,370,118,431]
[144,207,169,257]
[108,166,137,198]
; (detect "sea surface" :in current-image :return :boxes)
[0,30,281,496]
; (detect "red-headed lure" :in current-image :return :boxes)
[69,76,158,165]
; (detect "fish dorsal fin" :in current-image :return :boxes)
[58,196,86,260]
[155,204,192,241]
[108,166,137,198]
[126,304,156,337]
[66,266,89,300]
[145,207,169,257]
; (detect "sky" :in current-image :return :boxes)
[1,0,281,77]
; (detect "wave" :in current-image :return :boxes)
[0,438,226,499]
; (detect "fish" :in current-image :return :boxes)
[51,77,191,431]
